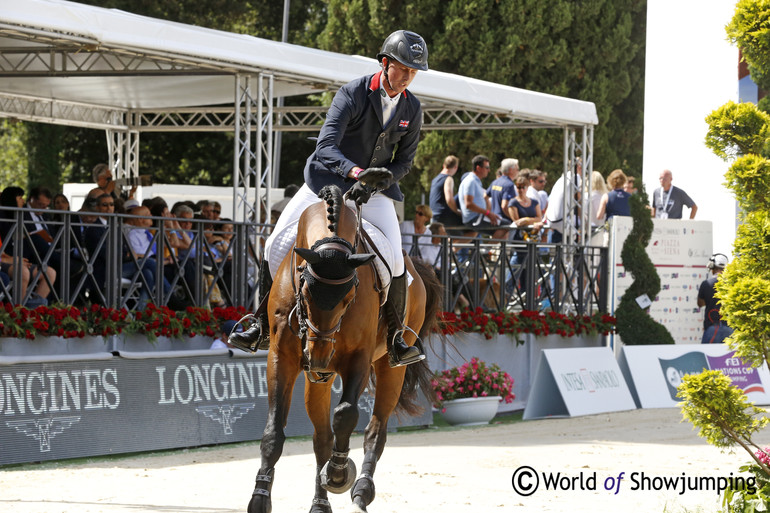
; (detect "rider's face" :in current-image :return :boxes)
[383,58,418,97]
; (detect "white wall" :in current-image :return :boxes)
[643,0,739,259]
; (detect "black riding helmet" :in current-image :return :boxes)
[376,30,429,71]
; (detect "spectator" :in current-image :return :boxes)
[527,169,549,214]
[400,205,433,259]
[210,201,222,221]
[172,203,197,258]
[458,154,509,239]
[0,231,55,307]
[0,187,57,305]
[652,169,697,219]
[122,206,171,310]
[589,171,609,227]
[624,176,638,195]
[25,186,53,243]
[87,163,116,200]
[698,253,733,344]
[545,159,582,244]
[596,169,631,221]
[197,200,214,220]
[508,175,544,238]
[211,320,242,350]
[486,158,519,226]
[429,155,463,232]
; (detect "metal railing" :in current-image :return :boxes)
[404,232,608,315]
[0,207,607,314]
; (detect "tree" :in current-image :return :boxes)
[0,120,28,189]
[614,187,674,345]
[679,3,770,510]
[318,0,647,211]
[17,0,645,202]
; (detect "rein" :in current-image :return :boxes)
[290,239,359,384]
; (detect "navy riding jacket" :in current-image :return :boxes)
[303,71,422,202]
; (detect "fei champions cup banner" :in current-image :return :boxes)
[609,218,712,345]
[618,344,770,408]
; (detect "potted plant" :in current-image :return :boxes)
[431,357,515,426]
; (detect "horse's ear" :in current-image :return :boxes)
[294,247,321,265]
[347,253,376,268]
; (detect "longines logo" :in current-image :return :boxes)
[6,416,81,452]
[196,404,254,435]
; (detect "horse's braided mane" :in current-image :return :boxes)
[318,185,343,234]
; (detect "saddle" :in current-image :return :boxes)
[268,218,396,304]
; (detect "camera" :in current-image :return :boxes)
[114,175,153,188]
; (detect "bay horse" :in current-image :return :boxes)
[248,184,441,513]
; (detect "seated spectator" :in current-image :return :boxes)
[48,193,70,240]
[0,232,56,307]
[458,154,510,239]
[147,197,195,308]
[0,186,60,303]
[596,169,631,221]
[210,201,222,222]
[171,203,197,259]
[25,186,53,243]
[400,205,433,259]
[122,206,171,310]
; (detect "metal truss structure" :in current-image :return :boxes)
[0,11,597,307]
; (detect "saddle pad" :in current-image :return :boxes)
[267,219,395,287]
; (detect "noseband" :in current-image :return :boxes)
[291,239,360,383]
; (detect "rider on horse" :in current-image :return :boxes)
[230,30,429,368]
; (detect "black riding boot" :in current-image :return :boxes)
[386,273,425,368]
[229,263,272,352]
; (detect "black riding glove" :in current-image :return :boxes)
[348,181,373,206]
[358,167,395,191]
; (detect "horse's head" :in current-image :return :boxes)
[294,237,375,371]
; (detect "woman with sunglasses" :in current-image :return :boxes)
[400,204,433,260]
[506,175,544,292]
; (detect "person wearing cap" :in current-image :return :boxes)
[697,253,733,344]
[211,320,242,349]
[232,30,428,368]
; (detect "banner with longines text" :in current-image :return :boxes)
[0,351,431,465]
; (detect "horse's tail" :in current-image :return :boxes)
[318,185,344,233]
[396,258,443,416]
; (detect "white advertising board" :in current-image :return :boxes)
[619,344,770,408]
[523,347,636,420]
[609,217,713,345]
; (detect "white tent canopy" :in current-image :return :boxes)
[0,0,597,127]
[0,0,595,248]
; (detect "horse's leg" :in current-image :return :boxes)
[319,356,369,495]
[350,358,406,511]
[304,378,335,513]
[248,328,302,513]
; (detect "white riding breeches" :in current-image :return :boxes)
[264,184,404,277]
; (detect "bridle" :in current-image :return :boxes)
[290,239,360,383]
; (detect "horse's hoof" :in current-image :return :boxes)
[309,497,332,513]
[320,458,357,494]
[248,494,271,513]
[350,473,375,507]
